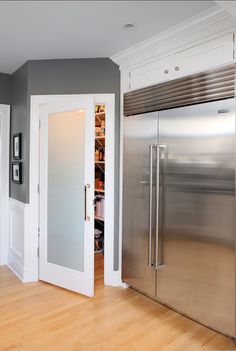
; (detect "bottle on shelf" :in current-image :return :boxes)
[95,148,99,161]
[101,120,105,136]
[99,148,104,161]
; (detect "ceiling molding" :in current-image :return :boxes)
[111,6,235,69]
[216,1,236,20]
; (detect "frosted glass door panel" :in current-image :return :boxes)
[47,110,85,271]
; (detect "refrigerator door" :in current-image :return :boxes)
[122,113,158,296]
[156,99,236,337]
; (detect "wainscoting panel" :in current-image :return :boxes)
[7,198,35,282]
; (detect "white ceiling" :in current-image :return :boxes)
[0,1,218,74]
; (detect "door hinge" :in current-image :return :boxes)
[39,120,41,129]
[37,247,40,257]
[38,184,40,194]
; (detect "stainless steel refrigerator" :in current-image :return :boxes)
[122,86,236,336]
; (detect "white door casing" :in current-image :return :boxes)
[28,94,118,292]
[39,96,94,296]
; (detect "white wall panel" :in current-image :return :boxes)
[7,198,32,281]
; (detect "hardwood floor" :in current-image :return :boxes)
[0,259,236,351]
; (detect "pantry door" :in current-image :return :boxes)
[39,96,94,297]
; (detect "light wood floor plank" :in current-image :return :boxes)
[0,256,235,351]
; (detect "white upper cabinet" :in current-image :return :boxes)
[174,33,234,79]
[126,33,234,92]
[129,56,172,91]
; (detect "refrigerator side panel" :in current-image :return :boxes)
[122,113,157,297]
[156,99,236,337]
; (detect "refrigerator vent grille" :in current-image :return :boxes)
[124,64,235,116]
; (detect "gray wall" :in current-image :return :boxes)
[0,72,12,105]
[10,58,120,270]
[11,63,29,203]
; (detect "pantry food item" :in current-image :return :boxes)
[95,127,101,136]
[101,121,105,136]
[98,181,104,189]
[95,178,100,188]
[95,148,99,161]
[99,148,104,161]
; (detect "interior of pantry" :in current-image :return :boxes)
[94,104,105,283]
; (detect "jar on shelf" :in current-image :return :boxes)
[94,228,103,253]
[95,195,102,217]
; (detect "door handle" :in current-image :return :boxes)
[85,184,91,221]
[148,144,155,267]
[155,145,167,269]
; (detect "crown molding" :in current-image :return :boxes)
[111,6,236,69]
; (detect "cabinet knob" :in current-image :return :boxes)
[175,66,180,71]
[164,69,169,74]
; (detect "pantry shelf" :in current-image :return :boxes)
[95,112,105,118]
[95,137,105,149]
[95,216,104,222]
[95,189,105,193]
[95,112,105,126]
[94,105,106,256]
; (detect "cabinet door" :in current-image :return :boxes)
[129,56,171,91]
[174,33,234,79]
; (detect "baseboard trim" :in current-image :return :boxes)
[120,281,129,289]
[7,252,38,283]
[108,272,129,288]
[105,270,122,287]
[7,252,24,281]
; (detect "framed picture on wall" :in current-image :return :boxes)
[12,162,22,184]
[13,133,22,160]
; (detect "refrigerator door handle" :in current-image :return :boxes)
[155,145,167,269]
[148,144,155,267]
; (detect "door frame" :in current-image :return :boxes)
[0,104,10,265]
[29,94,117,286]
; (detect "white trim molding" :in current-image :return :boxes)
[94,95,118,287]
[111,7,236,69]
[29,94,119,290]
[0,104,10,266]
